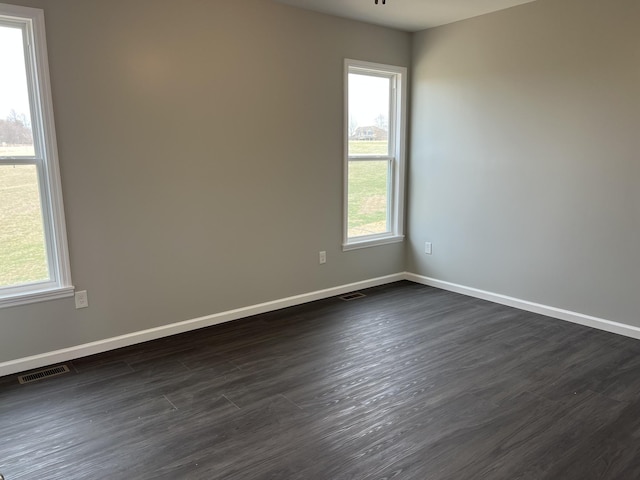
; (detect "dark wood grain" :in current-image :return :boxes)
[1,281,639,479]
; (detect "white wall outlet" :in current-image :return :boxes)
[75,290,89,309]
[319,251,327,264]
[425,242,432,255]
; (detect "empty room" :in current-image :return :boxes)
[1,0,639,478]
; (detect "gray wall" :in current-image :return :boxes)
[408,0,640,325]
[0,0,410,363]
[5,0,640,366]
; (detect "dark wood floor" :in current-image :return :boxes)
[2,281,640,479]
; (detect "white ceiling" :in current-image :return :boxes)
[275,0,538,32]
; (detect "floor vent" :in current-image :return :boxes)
[339,292,366,301]
[18,364,70,385]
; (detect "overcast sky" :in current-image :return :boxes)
[0,25,32,122]
[349,73,389,128]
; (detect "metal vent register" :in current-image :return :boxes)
[18,364,70,385]
[339,292,366,301]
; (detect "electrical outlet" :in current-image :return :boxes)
[425,242,432,255]
[319,251,327,264]
[75,290,89,309]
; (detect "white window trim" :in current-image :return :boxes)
[0,3,73,308]
[343,59,407,251]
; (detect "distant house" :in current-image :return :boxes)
[351,125,388,141]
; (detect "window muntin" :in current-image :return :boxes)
[0,3,72,307]
[344,60,406,250]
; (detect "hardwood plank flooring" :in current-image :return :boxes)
[1,281,640,479]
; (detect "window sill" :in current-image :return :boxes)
[343,235,404,251]
[0,285,75,309]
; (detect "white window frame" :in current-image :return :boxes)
[0,3,73,308]
[343,59,407,251]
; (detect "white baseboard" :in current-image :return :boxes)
[5,271,639,378]
[0,273,405,377]
[405,272,640,341]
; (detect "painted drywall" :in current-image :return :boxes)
[408,0,640,325]
[0,0,410,363]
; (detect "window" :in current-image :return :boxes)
[344,59,406,250]
[0,3,72,307]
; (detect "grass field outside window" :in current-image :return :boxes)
[348,141,390,238]
[0,163,49,287]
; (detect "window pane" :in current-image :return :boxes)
[0,25,35,157]
[348,160,389,238]
[348,73,390,156]
[0,164,49,287]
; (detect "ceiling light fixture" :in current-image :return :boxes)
[374,0,387,4]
